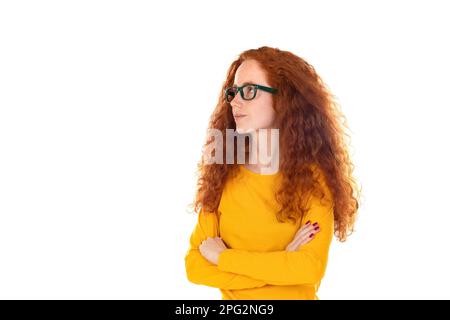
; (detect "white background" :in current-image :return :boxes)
[1,0,449,299]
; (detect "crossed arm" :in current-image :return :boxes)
[184,209,267,290]
[184,192,334,289]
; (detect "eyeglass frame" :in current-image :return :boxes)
[224,83,278,103]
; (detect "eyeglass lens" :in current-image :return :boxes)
[226,85,256,102]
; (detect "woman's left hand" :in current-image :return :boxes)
[199,237,228,265]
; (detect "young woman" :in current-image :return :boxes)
[184,46,360,300]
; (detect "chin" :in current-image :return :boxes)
[236,127,256,134]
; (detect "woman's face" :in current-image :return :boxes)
[230,59,276,134]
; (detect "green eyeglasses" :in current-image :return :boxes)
[224,83,278,103]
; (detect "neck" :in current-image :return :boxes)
[246,128,280,174]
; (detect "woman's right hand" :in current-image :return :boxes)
[285,220,320,252]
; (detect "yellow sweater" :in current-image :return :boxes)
[185,164,334,300]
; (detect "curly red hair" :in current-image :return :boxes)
[191,46,360,242]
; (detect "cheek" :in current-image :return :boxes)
[249,104,275,128]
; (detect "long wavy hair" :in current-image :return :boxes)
[190,46,360,242]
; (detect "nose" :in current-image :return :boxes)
[230,91,244,109]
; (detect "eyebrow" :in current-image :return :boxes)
[232,81,255,87]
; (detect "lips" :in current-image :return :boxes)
[233,114,247,119]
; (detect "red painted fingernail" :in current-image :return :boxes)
[309,233,314,238]
[306,220,311,225]
[313,222,318,227]
[314,226,320,231]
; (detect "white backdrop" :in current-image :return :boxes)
[1,0,449,299]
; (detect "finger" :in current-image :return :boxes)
[286,226,314,250]
[295,223,318,240]
[295,220,319,235]
[287,231,312,251]
[287,235,311,251]
[213,237,223,246]
[287,235,308,251]
[217,239,227,248]
[297,224,321,243]
[289,234,314,251]
[288,226,321,251]
[218,238,228,249]
[299,226,321,245]
[294,221,311,236]
[286,222,320,249]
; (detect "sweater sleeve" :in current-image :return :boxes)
[184,208,268,290]
[217,173,335,286]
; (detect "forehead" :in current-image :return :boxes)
[233,59,269,86]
